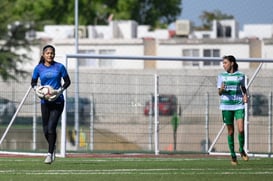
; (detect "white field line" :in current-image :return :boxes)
[0,168,273,175]
[0,157,266,163]
[0,157,226,162]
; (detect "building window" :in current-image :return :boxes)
[202,34,210,38]
[182,49,200,67]
[203,49,220,66]
[78,50,96,67]
[99,49,116,68]
[217,25,232,38]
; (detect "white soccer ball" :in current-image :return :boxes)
[41,87,50,95]
[43,86,55,99]
[36,85,55,100]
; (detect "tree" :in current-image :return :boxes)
[112,0,181,28]
[196,9,234,30]
[0,1,32,81]
[12,0,182,28]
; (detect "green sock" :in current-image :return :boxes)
[228,135,236,157]
[238,132,245,152]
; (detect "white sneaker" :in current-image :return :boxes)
[44,153,53,164]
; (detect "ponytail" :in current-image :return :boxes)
[233,62,238,72]
[38,56,45,64]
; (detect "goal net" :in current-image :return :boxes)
[0,54,273,158]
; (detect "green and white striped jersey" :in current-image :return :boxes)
[217,71,245,110]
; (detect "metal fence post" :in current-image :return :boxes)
[90,94,94,151]
[154,74,159,155]
[268,92,272,154]
[149,93,153,151]
[205,92,209,152]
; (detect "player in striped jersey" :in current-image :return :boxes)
[217,55,249,165]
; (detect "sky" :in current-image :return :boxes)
[180,0,273,29]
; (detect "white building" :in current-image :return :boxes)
[240,24,273,39]
[23,19,273,70]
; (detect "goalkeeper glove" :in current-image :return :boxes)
[47,87,64,101]
[35,86,45,99]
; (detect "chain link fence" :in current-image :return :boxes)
[0,65,273,156]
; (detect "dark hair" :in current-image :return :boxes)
[223,55,238,71]
[38,45,55,64]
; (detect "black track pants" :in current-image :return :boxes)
[41,102,64,154]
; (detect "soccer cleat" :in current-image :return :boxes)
[231,156,238,166]
[44,153,53,164]
[240,150,249,161]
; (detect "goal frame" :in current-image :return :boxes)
[1,54,273,158]
[64,54,273,157]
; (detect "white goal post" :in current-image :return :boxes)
[63,54,273,157]
[1,54,273,158]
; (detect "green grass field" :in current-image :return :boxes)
[0,155,273,181]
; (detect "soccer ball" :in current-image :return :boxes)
[42,85,55,100]
[41,86,52,99]
[36,85,55,100]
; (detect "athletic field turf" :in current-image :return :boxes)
[0,154,272,181]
